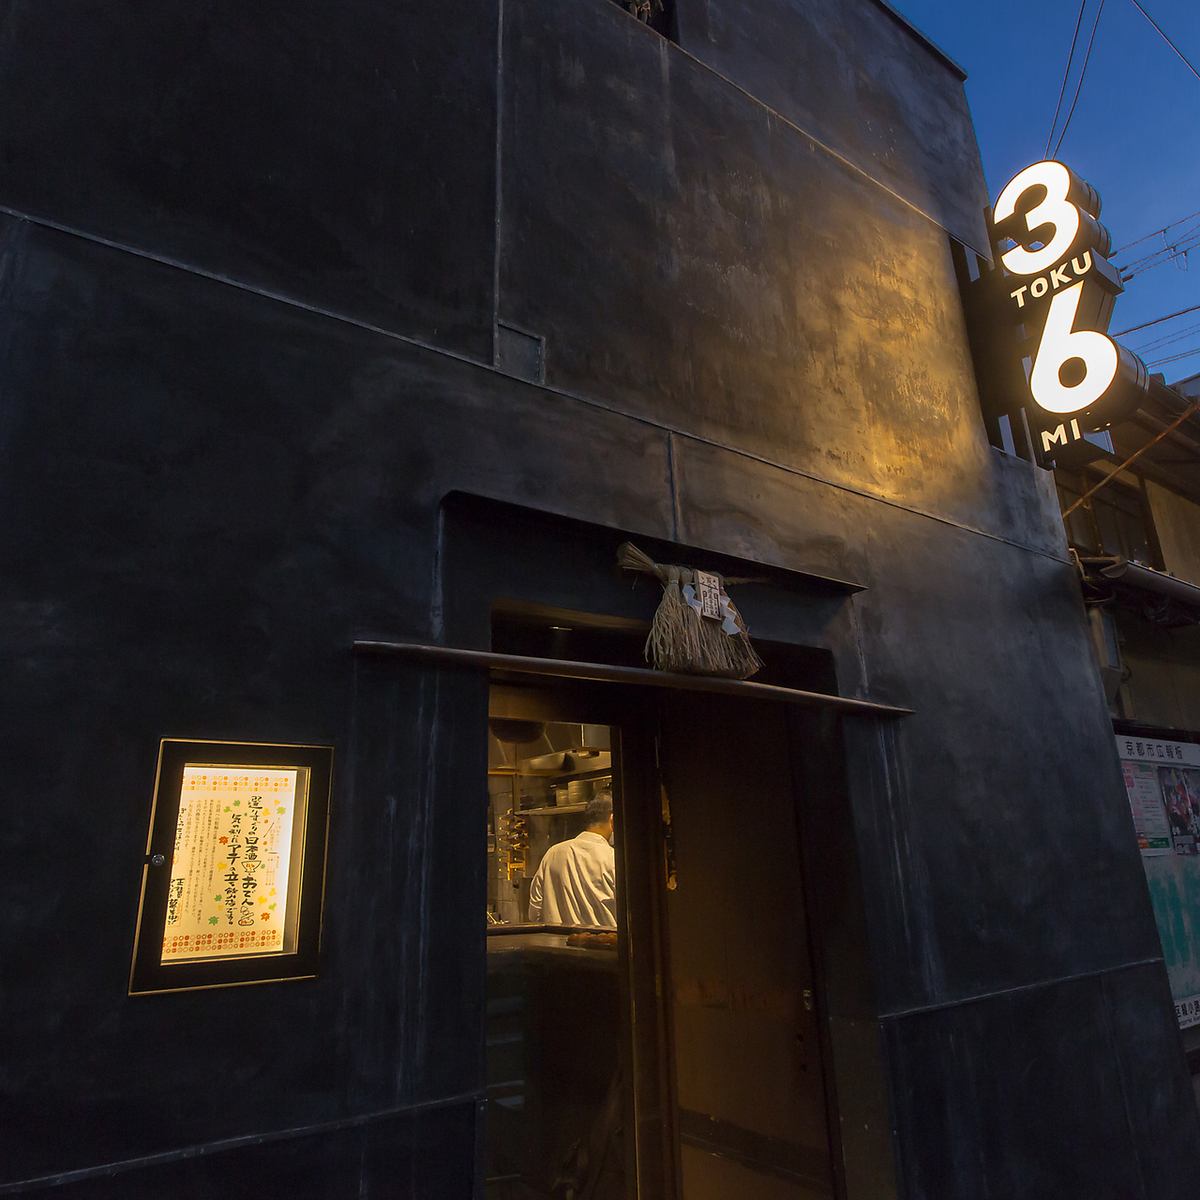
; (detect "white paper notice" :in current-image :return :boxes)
[1121,761,1173,856]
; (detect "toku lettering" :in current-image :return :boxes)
[1006,251,1096,311]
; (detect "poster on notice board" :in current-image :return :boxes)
[1117,734,1200,1028]
[1117,735,1200,857]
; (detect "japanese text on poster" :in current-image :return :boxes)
[1117,738,1200,857]
[1175,994,1200,1031]
[1121,762,1173,856]
[162,765,304,963]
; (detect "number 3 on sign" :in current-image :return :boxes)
[993,160,1119,417]
[993,160,1083,278]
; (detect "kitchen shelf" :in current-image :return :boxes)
[520,803,588,816]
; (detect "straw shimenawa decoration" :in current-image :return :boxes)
[617,542,763,680]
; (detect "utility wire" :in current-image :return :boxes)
[1133,319,1200,353]
[1147,346,1200,368]
[1118,219,1200,272]
[1127,0,1200,83]
[1113,302,1200,337]
[1118,228,1200,282]
[1122,249,1199,284]
[1053,0,1106,157]
[1045,0,1089,158]
[1112,207,1200,257]
[1062,400,1200,519]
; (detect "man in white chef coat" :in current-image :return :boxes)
[527,791,617,928]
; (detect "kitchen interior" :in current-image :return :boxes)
[487,716,614,927]
[485,707,625,1198]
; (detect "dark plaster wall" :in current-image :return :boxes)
[673,0,989,252]
[0,0,498,359]
[0,1,1197,1197]
[499,0,1049,551]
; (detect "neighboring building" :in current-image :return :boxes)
[1050,370,1200,1102]
[1,3,1198,1198]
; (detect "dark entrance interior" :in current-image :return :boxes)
[482,620,836,1198]
[661,693,833,1198]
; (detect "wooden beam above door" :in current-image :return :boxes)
[352,641,913,719]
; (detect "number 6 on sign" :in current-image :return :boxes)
[1029,282,1118,415]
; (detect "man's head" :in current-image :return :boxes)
[585,790,614,840]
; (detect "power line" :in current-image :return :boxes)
[1147,346,1200,368]
[1133,319,1200,353]
[1118,218,1200,271]
[1127,0,1200,84]
[1053,0,1107,157]
[1119,226,1200,281]
[1112,207,1200,257]
[1147,348,1200,369]
[1146,337,1200,362]
[1114,303,1200,337]
[1045,0,1089,158]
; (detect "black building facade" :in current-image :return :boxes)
[2,1,1199,1197]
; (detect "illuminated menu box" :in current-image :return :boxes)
[131,741,332,994]
[164,765,306,962]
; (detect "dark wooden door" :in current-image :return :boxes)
[658,695,834,1199]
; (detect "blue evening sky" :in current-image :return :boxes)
[895,0,1200,385]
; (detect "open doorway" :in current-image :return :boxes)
[484,685,635,1199]
[481,619,838,1199]
[657,693,834,1198]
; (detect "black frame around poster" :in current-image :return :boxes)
[129,739,333,995]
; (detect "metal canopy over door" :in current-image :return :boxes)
[657,693,833,1199]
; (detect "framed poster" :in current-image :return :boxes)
[129,739,333,995]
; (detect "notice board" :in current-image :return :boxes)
[1117,732,1200,1028]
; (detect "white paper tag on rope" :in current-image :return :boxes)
[719,595,740,636]
[695,571,722,620]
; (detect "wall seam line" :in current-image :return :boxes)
[0,1089,484,1194]
[598,5,984,253]
[490,0,505,365]
[879,955,1165,1021]
[0,204,1064,566]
